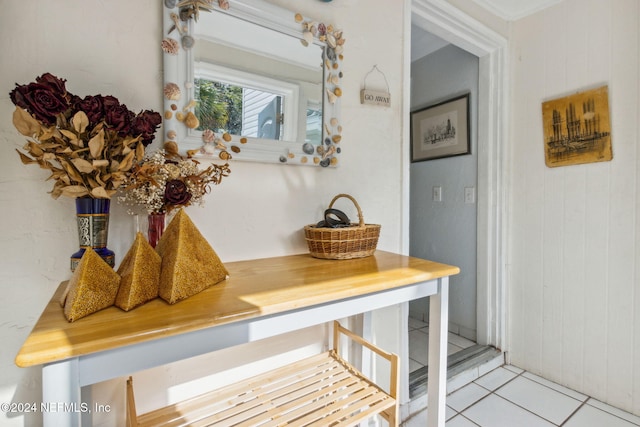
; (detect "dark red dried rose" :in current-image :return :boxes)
[104,102,133,136]
[101,95,120,111]
[9,73,71,125]
[131,110,163,146]
[36,73,68,95]
[164,179,192,206]
[76,95,105,124]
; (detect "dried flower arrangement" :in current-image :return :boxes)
[118,143,230,214]
[9,73,162,199]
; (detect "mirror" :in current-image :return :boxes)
[162,0,344,166]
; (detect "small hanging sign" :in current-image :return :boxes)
[360,65,391,107]
[360,89,391,106]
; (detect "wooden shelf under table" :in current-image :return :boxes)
[127,322,400,427]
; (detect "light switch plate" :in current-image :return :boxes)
[432,186,442,202]
[464,187,475,204]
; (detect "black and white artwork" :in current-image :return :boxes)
[411,94,470,162]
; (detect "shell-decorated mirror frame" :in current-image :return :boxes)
[161,0,345,166]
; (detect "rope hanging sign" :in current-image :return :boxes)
[360,65,391,107]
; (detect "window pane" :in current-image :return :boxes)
[195,78,284,140]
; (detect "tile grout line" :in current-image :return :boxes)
[566,398,640,427]
[518,371,589,402]
[460,368,565,426]
[558,399,589,427]
[450,368,525,414]
[507,369,640,425]
[455,413,482,426]
[490,369,577,426]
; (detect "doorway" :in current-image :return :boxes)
[402,0,509,401]
[408,35,480,391]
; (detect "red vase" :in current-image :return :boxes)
[147,212,166,248]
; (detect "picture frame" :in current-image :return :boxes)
[541,85,612,167]
[411,93,470,162]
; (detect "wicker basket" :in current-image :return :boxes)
[304,194,381,260]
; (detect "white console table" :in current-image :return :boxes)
[16,251,458,426]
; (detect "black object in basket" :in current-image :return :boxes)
[304,194,381,260]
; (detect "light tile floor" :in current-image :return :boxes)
[408,317,476,373]
[404,365,640,426]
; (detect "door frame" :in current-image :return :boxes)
[402,0,509,352]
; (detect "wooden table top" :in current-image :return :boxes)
[15,251,459,368]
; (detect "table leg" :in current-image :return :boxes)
[427,277,449,427]
[42,358,82,427]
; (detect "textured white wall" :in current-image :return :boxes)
[507,0,640,415]
[0,0,406,425]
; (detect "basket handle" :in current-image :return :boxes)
[328,194,365,227]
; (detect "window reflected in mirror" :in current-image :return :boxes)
[195,77,285,140]
[194,76,322,146]
[193,61,307,143]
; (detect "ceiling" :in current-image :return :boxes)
[470,0,562,21]
[411,0,562,62]
[411,25,449,62]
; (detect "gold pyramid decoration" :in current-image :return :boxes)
[115,232,161,311]
[64,248,121,322]
[156,209,228,304]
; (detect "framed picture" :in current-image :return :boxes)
[411,93,470,162]
[542,85,612,167]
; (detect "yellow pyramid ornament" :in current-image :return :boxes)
[156,209,228,304]
[63,248,121,322]
[115,232,161,311]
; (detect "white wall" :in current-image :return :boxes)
[0,0,407,425]
[508,0,640,416]
[409,44,479,341]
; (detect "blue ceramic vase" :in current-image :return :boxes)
[70,197,115,271]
